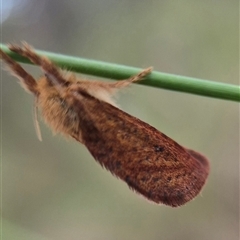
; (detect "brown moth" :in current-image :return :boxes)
[0,43,209,207]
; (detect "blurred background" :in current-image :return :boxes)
[1,1,239,240]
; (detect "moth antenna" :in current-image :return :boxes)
[8,42,67,88]
[0,48,39,95]
[110,67,153,89]
[33,99,42,141]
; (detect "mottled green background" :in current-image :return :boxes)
[1,1,239,240]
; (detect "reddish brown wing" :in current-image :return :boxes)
[71,90,209,207]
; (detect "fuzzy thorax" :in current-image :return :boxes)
[36,73,123,141]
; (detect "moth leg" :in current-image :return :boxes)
[33,100,42,141]
[8,42,67,88]
[73,67,153,105]
[109,67,153,89]
[0,48,38,95]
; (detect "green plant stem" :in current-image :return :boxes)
[1,44,239,102]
